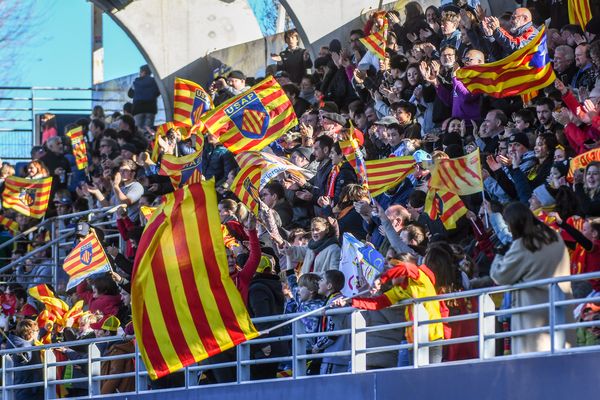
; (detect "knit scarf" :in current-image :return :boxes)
[326,164,341,198]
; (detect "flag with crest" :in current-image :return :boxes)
[62,230,112,290]
[2,176,52,218]
[200,76,297,153]
[65,126,89,170]
[174,78,213,126]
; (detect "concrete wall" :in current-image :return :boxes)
[100,350,600,400]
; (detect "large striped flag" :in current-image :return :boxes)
[428,149,483,195]
[455,26,555,98]
[173,77,213,126]
[2,176,52,218]
[159,150,204,189]
[365,156,415,197]
[568,0,593,31]
[0,215,19,234]
[65,125,88,170]
[62,230,112,290]
[28,284,69,319]
[200,76,298,154]
[131,181,258,379]
[567,147,600,182]
[424,189,468,230]
[359,15,388,60]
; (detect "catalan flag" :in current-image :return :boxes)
[131,181,258,379]
[0,215,19,234]
[567,147,600,182]
[159,150,204,189]
[236,151,311,189]
[231,164,262,215]
[173,77,213,126]
[200,76,298,154]
[2,176,52,218]
[62,230,112,291]
[365,156,415,197]
[424,189,468,230]
[150,122,189,162]
[340,123,368,188]
[455,26,555,98]
[140,205,158,224]
[28,284,69,319]
[429,149,483,195]
[65,125,88,170]
[359,15,388,60]
[568,0,593,31]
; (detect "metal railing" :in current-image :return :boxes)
[0,206,125,289]
[1,271,599,400]
[0,86,127,161]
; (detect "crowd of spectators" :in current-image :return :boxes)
[2,0,600,395]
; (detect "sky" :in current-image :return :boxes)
[11,0,145,87]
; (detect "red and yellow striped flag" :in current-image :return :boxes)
[567,147,600,182]
[140,205,158,224]
[28,284,69,319]
[424,189,468,230]
[365,156,415,197]
[0,215,19,234]
[131,181,258,379]
[455,26,555,98]
[2,176,52,218]
[200,76,298,154]
[65,125,88,170]
[568,0,593,31]
[359,16,388,60]
[429,149,483,196]
[340,123,369,188]
[62,230,112,290]
[174,77,213,126]
[150,122,189,162]
[159,150,204,189]
[231,164,262,215]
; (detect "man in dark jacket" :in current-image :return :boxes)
[201,134,237,186]
[128,65,160,130]
[296,135,333,217]
[273,29,313,84]
[247,257,287,380]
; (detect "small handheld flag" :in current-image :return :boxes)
[62,230,112,290]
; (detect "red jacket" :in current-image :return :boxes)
[230,229,261,304]
[77,281,122,316]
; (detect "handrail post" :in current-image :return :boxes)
[2,354,14,400]
[88,343,101,396]
[413,303,429,367]
[350,310,366,373]
[51,219,59,290]
[235,342,250,383]
[45,349,57,400]
[291,318,306,378]
[478,294,497,359]
[549,283,556,354]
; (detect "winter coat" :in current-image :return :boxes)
[201,143,237,186]
[364,307,405,369]
[100,340,136,394]
[6,334,43,400]
[290,240,341,275]
[490,233,571,354]
[436,77,481,122]
[76,281,122,317]
[128,75,160,115]
[277,47,313,84]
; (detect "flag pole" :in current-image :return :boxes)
[258,289,371,336]
[481,190,489,229]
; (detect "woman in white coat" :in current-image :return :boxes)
[490,202,571,354]
[286,217,341,276]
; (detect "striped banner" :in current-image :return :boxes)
[455,26,555,98]
[231,164,262,215]
[568,0,592,30]
[28,284,70,319]
[365,156,415,197]
[65,125,89,170]
[62,230,112,290]
[0,215,19,234]
[429,149,483,195]
[567,148,600,182]
[2,176,52,218]
[200,76,298,154]
[359,17,388,60]
[159,150,204,189]
[131,181,258,380]
[424,189,468,230]
[174,77,213,126]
